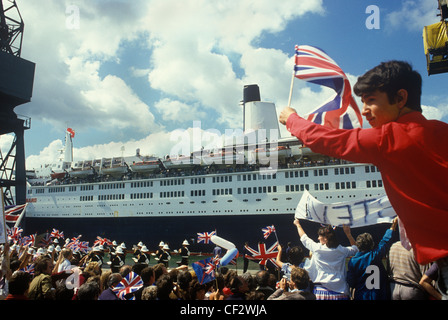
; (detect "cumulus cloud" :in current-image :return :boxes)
[385,0,439,31]
[17,0,327,168]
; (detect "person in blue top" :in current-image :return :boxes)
[346,217,398,300]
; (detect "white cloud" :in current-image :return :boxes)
[422,104,448,120]
[16,0,326,168]
[154,98,206,123]
[26,139,65,170]
[385,0,440,31]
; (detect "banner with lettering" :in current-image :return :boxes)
[295,190,396,227]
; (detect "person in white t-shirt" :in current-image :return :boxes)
[293,219,358,300]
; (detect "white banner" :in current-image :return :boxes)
[295,190,396,228]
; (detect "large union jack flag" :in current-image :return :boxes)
[197,230,216,244]
[245,241,279,267]
[112,271,143,300]
[294,45,363,129]
[4,204,27,231]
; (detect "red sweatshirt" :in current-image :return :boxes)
[286,111,448,264]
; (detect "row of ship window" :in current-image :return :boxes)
[32,165,379,195]
[79,180,383,201]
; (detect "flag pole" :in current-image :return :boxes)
[273,226,279,244]
[287,71,295,108]
[1,188,7,244]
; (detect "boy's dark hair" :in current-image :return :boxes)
[354,60,422,112]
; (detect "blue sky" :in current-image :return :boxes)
[3,0,447,169]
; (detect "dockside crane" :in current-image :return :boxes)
[0,0,34,208]
[423,0,448,75]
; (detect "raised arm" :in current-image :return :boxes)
[276,244,284,268]
[343,225,356,246]
[293,219,307,238]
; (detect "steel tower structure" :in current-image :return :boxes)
[0,0,34,207]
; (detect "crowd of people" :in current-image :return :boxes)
[0,216,445,301]
[1,58,447,302]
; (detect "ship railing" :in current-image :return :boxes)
[37,155,358,187]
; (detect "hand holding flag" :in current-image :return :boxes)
[286,45,362,130]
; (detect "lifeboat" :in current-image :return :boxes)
[100,157,128,176]
[163,155,198,169]
[130,159,161,173]
[201,150,245,167]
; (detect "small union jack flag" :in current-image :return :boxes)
[21,234,36,247]
[262,225,276,239]
[93,236,113,247]
[192,257,218,284]
[245,241,279,267]
[50,228,64,239]
[112,271,143,300]
[20,264,35,275]
[294,45,363,129]
[197,230,216,244]
[7,227,23,242]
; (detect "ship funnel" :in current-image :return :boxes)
[64,128,74,163]
[243,84,261,103]
[242,85,280,142]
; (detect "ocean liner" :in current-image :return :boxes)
[24,85,387,250]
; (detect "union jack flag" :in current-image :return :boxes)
[112,271,143,300]
[4,204,27,231]
[294,45,363,129]
[38,233,52,247]
[7,227,23,242]
[20,264,35,275]
[93,236,112,247]
[245,241,279,267]
[197,230,216,244]
[192,257,219,284]
[21,234,36,247]
[262,225,276,239]
[50,228,64,239]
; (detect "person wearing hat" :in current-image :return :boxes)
[89,245,104,268]
[111,246,125,273]
[132,242,144,263]
[179,240,190,266]
[137,246,151,265]
[153,241,164,261]
[107,240,118,266]
[159,244,171,268]
[46,245,55,261]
